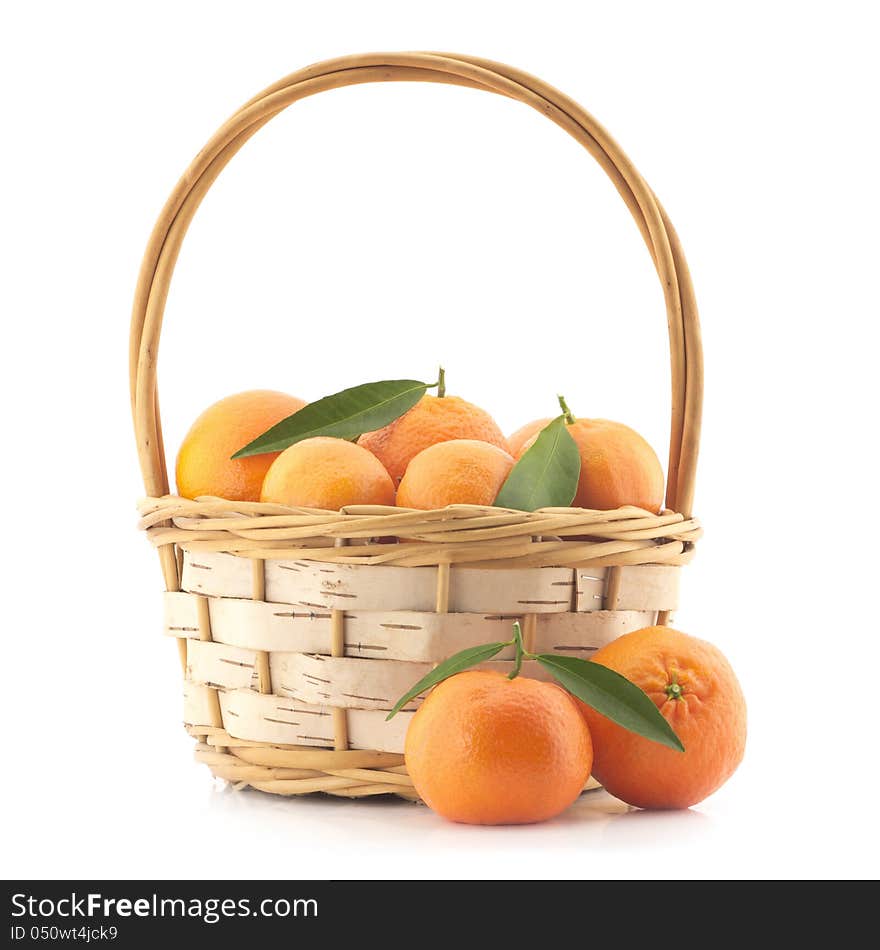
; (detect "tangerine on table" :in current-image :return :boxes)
[260,437,395,510]
[359,393,509,482]
[396,439,514,509]
[405,670,593,825]
[578,626,747,809]
[175,390,306,502]
[519,414,664,512]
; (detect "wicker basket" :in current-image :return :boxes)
[131,52,703,799]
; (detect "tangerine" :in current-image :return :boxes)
[260,437,395,510]
[405,670,593,824]
[396,439,514,509]
[519,411,663,512]
[507,417,552,456]
[359,394,508,482]
[579,626,746,809]
[175,390,306,502]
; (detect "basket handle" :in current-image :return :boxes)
[130,51,703,519]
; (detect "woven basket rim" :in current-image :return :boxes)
[139,493,694,519]
[139,494,702,569]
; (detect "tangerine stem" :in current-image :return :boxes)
[437,366,446,398]
[508,621,525,679]
[508,621,537,679]
[557,394,575,425]
[665,681,684,701]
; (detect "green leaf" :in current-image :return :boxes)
[494,415,581,511]
[232,379,428,458]
[386,641,508,720]
[536,654,685,752]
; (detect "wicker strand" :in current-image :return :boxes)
[330,537,350,751]
[603,567,623,611]
[195,595,225,751]
[329,611,349,752]
[249,559,272,694]
[435,562,451,614]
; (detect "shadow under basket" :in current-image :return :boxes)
[131,52,703,800]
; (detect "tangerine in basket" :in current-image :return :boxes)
[578,626,746,809]
[175,390,306,502]
[507,417,552,457]
[260,437,395,510]
[358,389,509,482]
[396,439,514,509]
[518,401,664,512]
[405,670,593,825]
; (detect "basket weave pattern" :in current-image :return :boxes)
[131,53,703,798]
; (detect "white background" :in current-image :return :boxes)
[3,0,879,880]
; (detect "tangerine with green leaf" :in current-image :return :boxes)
[233,379,431,458]
[507,417,553,456]
[495,415,581,511]
[358,370,509,482]
[405,670,593,825]
[393,621,682,824]
[517,396,664,513]
[578,626,747,809]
